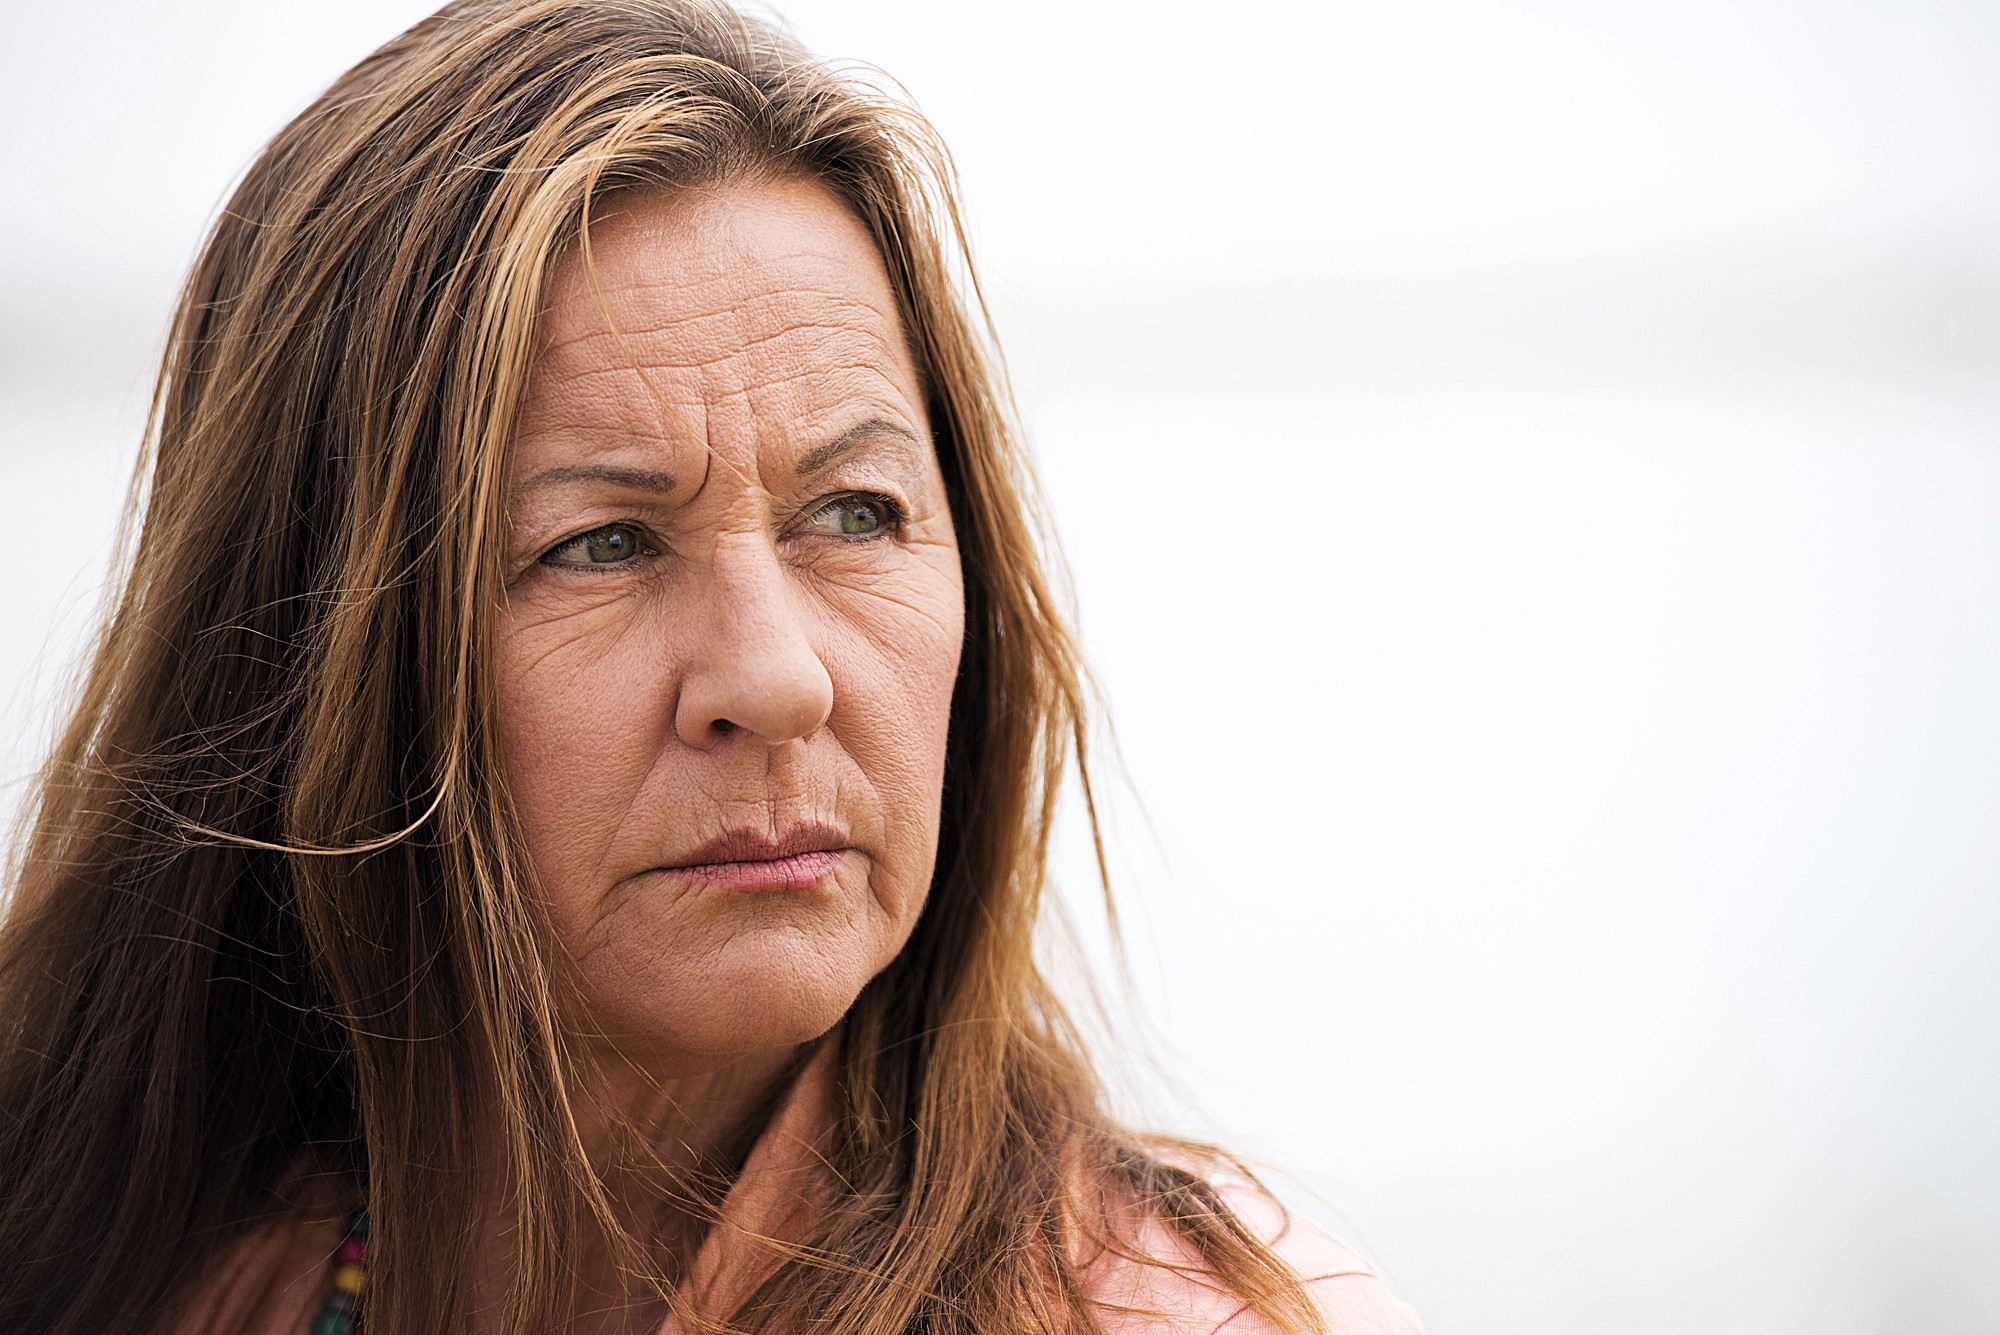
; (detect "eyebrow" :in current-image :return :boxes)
[794,417,927,477]
[510,464,676,497]
[508,417,926,498]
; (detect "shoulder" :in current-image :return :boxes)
[163,1170,349,1335]
[1079,1177,1425,1335]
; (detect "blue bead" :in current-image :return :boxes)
[327,1289,357,1314]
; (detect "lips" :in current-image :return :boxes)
[661,822,851,892]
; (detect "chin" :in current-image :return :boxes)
[586,930,897,1072]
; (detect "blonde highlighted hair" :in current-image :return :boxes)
[0,3,1325,1332]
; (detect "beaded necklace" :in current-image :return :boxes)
[308,1208,369,1334]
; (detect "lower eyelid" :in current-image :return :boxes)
[548,542,658,563]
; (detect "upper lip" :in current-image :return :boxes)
[667,822,850,868]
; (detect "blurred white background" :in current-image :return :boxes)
[3,2,1996,1332]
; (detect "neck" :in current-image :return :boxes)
[473,1040,814,1335]
[577,1039,809,1181]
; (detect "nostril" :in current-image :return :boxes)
[710,719,736,736]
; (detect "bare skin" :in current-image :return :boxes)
[493,175,965,1330]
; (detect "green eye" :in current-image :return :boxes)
[543,523,648,567]
[806,494,903,537]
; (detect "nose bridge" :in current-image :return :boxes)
[705,525,787,628]
[674,528,833,748]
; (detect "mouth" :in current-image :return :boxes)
[659,822,851,893]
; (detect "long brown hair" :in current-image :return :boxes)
[0,3,1325,1332]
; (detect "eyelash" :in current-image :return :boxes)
[537,522,659,571]
[535,492,909,571]
[802,491,908,539]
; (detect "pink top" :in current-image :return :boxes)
[171,1050,1423,1334]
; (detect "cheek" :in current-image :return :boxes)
[491,598,674,920]
[820,565,965,828]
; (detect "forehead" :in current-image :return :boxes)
[513,176,924,464]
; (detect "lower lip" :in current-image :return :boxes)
[664,848,846,892]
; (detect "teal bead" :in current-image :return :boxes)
[310,1311,352,1335]
[346,1208,369,1237]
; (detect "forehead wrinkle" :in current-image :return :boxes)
[535,301,729,360]
[533,281,901,378]
[538,287,902,369]
[528,238,920,486]
[534,340,908,405]
[732,365,932,495]
[548,322,898,385]
[515,361,921,496]
[534,286,755,359]
[727,369,921,443]
[521,368,703,446]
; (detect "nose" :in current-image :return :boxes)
[671,535,834,750]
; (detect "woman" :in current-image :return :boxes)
[0,2,1422,1333]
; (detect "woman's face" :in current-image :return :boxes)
[496,176,964,1075]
